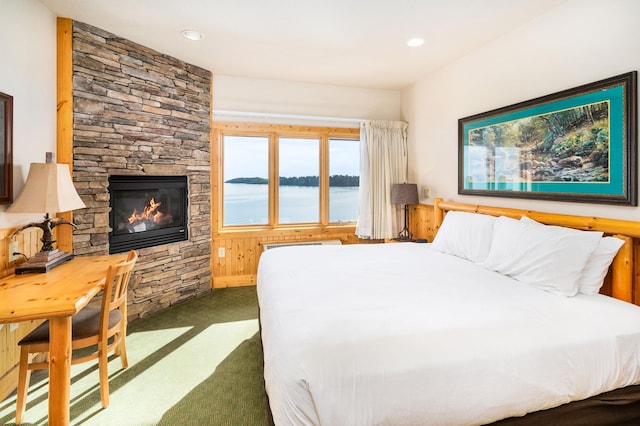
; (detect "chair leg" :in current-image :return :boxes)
[15,346,32,425]
[98,342,110,408]
[117,330,128,369]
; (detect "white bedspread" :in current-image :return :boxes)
[257,243,640,425]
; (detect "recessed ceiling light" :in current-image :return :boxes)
[181,30,205,41]
[407,37,424,47]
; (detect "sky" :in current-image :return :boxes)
[224,135,360,179]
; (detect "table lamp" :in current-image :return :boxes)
[391,183,419,242]
[7,154,86,274]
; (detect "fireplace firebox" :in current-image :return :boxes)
[108,175,188,254]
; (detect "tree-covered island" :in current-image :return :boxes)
[226,175,359,187]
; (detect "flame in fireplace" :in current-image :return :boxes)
[128,197,165,225]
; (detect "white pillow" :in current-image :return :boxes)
[431,211,496,263]
[520,216,624,295]
[578,236,625,295]
[482,216,603,296]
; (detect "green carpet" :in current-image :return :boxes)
[0,286,271,425]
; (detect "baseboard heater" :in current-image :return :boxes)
[262,239,342,252]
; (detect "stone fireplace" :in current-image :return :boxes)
[70,21,212,319]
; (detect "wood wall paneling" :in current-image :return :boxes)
[0,227,43,402]
[210,202,458,288]
[212,227,361,288]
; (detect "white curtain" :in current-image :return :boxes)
[356,120,408,239]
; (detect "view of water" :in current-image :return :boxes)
[224,183,359,226]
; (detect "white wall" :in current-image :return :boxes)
[0,0,57,227]
[213,74,401,128]
[402,0,640,221]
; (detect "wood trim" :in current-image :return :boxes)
[434,198,640,237]
[211,123,222,232]
[270,132,278,226]
[611,235,633,302]
[213,275,256,288]
[212,122,359,231]
[56,17,74,253]
[210,77,215,289]
[635,240,640,305]
[214,225,356,240]
[320,134,329,225]
[212,121,360,135]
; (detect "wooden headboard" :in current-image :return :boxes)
[433,198,640,305]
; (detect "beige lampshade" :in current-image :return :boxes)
[6,163,86,214]
[390,183,419,205]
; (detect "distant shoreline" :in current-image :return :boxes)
[226,175,359,187]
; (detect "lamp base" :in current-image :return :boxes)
[392,236,415,242]
[15,249,74,275]
[393,204,414,242]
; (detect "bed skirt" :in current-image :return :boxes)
[261,377,640,425]
[490,384,640,425]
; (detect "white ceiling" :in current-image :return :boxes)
[39,0,565,90]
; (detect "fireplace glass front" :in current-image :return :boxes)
[108,175,188,254]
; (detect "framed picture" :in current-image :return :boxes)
[0,92,12,204]
[458,71,637,205]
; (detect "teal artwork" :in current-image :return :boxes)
[458,72,637,205]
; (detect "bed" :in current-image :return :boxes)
[257,199,640,425]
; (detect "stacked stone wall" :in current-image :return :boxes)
[71,21,211,319]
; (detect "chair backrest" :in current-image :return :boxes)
[99,250,138,336]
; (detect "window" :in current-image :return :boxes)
[278,137,320,224]
[216,123,360,228]
[329,138,360,223]
[223,135,269,226]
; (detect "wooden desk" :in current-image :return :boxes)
[0,254,127,426]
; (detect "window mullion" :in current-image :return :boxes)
[215,129,224,231]
[269,132,279,228]
[320,133,329,225]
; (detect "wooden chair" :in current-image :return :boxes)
[15,250,138,424]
